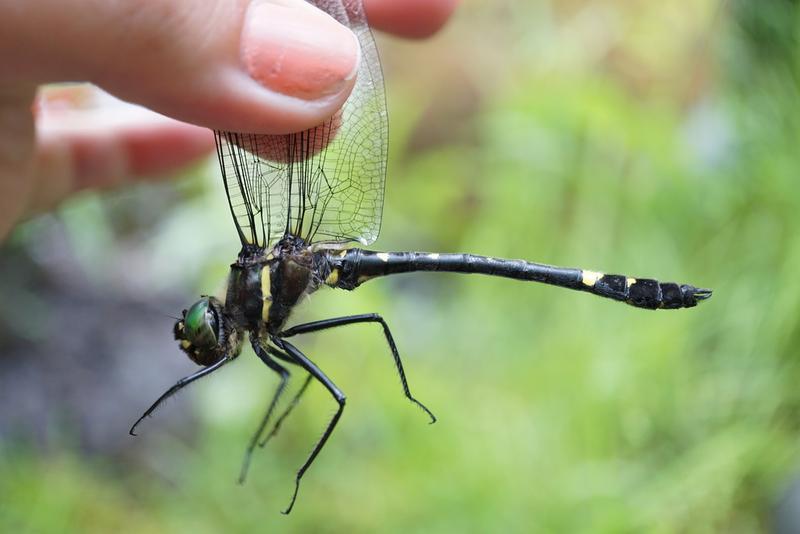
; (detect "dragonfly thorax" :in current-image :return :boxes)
[225,240,324,338]
[261,248,321,333]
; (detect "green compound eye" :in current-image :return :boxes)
[183,298,218,350]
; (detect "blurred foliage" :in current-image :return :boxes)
[3,0,800,532]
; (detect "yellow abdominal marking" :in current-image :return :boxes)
[626,277,637,287]
[377,252,390,262]
[261,266,272,322]
[326,268,340,285]
[180,340,192,350]
[582,270,603,287]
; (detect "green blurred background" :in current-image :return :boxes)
[2,1,799,532]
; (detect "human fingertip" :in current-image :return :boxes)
[241,0,361,101]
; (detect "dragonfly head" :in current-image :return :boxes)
[174,296,235,366]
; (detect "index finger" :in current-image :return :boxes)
[365,0,460,39]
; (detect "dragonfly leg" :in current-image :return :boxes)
[271,336,345,515]
[279,313,436,423]
[129,357,230,436]
[239,337,291,484]
[257,372,313,448]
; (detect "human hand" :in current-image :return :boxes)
[0,0,459,240]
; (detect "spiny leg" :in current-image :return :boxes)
[258,373,313,448]
[239,337,291,484]
[272,336,345,515]
[279,313,436,423]
[129,357,230,436]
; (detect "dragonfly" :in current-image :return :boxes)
[129,0,711,515]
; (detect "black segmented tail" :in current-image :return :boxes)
[325,249,711,310]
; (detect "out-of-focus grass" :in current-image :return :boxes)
[3,1,800,532]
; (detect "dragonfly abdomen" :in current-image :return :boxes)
[327,250,711,310]
[580,271,710,309]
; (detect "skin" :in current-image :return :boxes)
[0,0,459,240]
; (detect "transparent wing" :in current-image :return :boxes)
[216,0,387,249]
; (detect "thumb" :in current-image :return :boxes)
[1,0,360,134]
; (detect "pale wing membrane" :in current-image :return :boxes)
[215,131,279,246]
[215,0,387,249]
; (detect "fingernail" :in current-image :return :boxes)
[241,0,360,101]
